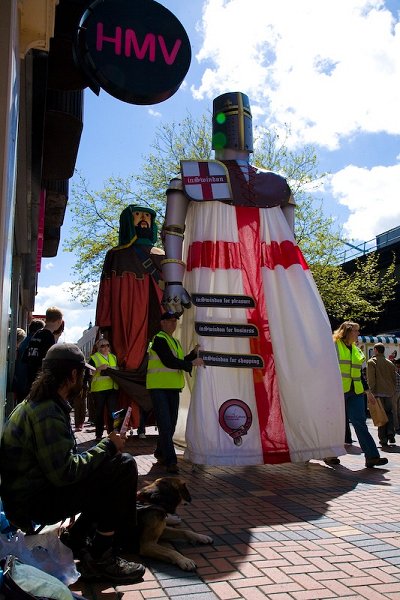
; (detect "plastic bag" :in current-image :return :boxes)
[0,525,80,586]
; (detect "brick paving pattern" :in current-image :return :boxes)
[70,421,400,599]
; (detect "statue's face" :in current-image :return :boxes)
[133,211,152,229]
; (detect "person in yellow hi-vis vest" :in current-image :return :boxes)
[89,340,119,441]
[146,312,204,473]
[333,321,388,469]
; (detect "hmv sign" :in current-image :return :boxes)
[75,0,191,105]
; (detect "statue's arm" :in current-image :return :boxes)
[161,178,191,315]
[282,192,296,234]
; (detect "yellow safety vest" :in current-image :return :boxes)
[336,340,365,394]
[146,331,185,390]
[90,352,118,392]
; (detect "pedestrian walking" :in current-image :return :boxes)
[367,343,397,447]
[333,321,388,468]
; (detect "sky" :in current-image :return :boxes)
[36,0,400,343]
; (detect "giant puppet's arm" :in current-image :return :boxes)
[282,192,296,234]
[161,178,191,315]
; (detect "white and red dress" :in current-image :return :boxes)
[177,160,345,465]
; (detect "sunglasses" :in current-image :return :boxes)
[99,343,110,348]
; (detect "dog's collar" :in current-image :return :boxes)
[136,501,168,517]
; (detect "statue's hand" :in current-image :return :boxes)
[162,284,192,315]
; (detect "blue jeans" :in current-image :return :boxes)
[150,389,180,466]
[138,408,151,435]
[345,392,380,459]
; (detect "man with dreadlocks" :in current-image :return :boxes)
[0,344,145,584]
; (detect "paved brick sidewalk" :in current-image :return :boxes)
[70,421,400,599]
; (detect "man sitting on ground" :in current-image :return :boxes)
[0,343,145,585]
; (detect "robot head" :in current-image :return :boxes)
[212,92,253,153]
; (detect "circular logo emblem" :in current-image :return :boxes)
[219,399,252,446]
[74,0,191,105]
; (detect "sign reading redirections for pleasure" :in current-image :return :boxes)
[74,0,191,105]
[191,293,255,308]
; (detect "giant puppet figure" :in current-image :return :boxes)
[161,92,345,466]
[95,205,164,419]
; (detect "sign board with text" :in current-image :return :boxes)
[75,0,191,104]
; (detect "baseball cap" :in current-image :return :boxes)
[43,343,96,371]
[160,312,180,321]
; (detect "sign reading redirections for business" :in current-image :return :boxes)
[195,322,258,337]
[74,0,191,105]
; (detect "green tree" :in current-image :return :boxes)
[254,127,397,324]
[66,113,396,324]
[65,113,212,304]
[313,253,396,327]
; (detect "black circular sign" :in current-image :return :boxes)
[74,0,191,105]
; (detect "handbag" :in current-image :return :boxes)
[368,397,389,427]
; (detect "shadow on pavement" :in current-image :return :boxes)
[76,428,393,580]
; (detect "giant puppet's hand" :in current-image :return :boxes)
[162,283,192,316]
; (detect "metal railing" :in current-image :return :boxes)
[336,227,400,264]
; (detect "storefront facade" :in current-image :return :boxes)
[0,0,84,425]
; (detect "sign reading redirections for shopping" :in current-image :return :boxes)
[199,352,264,369]
[74,0,191,105]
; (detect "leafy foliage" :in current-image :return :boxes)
[65,113,397,325]
[313,253,397,327]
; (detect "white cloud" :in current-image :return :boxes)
[34,283,97,344]
[193,0,400,149]
[148,108,162,118]
[44,262,54,270]
[323,162,400,240]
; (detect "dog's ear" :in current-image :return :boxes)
[137,481,159,502]
[156,478,182,513]
[177,481,191,503]
[138,478,191,513]
[137,479,179,513]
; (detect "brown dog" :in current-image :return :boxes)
[136,477,213,571]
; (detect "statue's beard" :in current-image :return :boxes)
[135,225,153,240]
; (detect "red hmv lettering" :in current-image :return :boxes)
[96,23,182,65]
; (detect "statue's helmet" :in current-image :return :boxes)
[212,92,253,153]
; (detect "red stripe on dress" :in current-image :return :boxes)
[187,241,241,270]
[235,207,290,464]
[187,240,309,272]
[262,240,309,270]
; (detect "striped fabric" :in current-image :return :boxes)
[359,336,398,344]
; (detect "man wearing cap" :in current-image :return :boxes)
[0,343,145,585]
[146,313,204,473]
